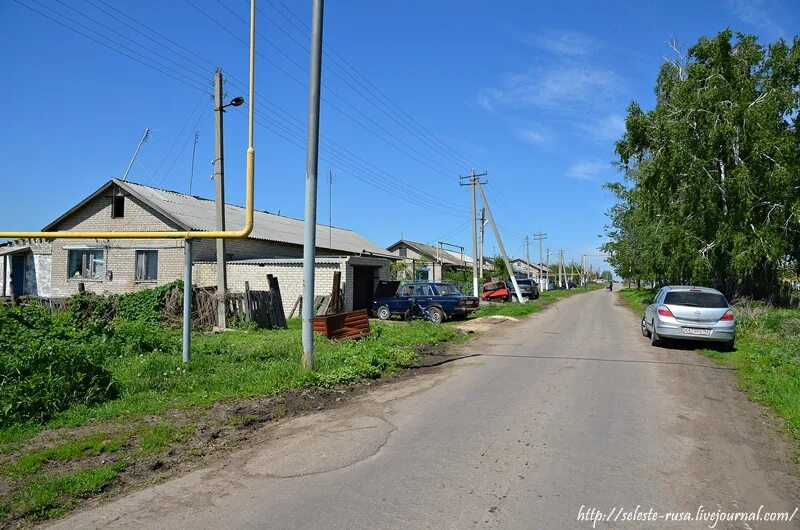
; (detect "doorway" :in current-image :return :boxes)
[352,265,379,311]
[11,255,25,297]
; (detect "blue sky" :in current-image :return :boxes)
[1,0,797,274]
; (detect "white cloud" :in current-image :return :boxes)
[567,160,610,181]
[523,30,598,56]
[727,0,785,36]
[477,66,621,111]
[516,128,546,145]
[576,114,626,141]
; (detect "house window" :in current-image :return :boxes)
[68,249,105,280]
[135,250,158,281]
[398,247,407,258]
[112,196,125,218]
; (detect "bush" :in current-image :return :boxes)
[65,281,182,329]
[0,305,118,428]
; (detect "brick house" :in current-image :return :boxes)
[2,179,394,313]
[386,239,472,282]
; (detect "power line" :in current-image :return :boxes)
[17,0,469,216]
[203,1,461,178]
[15,0,211,93]
[248,2,477,173]
[157,105,210,187]
[150,91,209,182]
[51,0,211,88]
[268,0,483,171]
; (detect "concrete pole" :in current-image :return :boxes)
[525,235,530,279]
[476,181,524,303]
[1,255,6,298]
[182,240,192,364]
[470,170,478,297]
[538,234,544,289]
[479,207,485,280]
[213,70,228,329]
[301,0,325,370]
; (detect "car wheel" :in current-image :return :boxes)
[720,340,735,352]
[428,307,444,325]
[376,305,391,321]
[641,318,651,337]
[650,321,661,346]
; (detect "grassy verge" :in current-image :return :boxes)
[0,319,456,525]
[618,288,800,440]
[467,283,604,320]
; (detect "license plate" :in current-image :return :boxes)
[683,327,710,336]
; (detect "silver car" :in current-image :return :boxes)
[641,286,735,350]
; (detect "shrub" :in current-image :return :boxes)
[0,304,120,427]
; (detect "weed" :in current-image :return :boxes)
[138,425,194,454]
[3,433,126,477]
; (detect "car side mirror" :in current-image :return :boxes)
[642,299,652,305]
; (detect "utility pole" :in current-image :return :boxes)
[213,69,228,329]
[479,207,486,280]
[476,180,524,303]
[301,0,325,370]
[524,235,531,278]
[532,232,546,289]
[546,248,551,289]
[460,169,487,296]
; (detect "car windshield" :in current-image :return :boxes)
[483,283,501,292]
[664,291,728,308]
[434,283,460,296]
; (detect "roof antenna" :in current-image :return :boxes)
[189,131,199,195]
[121,128,150,182]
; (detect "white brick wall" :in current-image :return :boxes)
[193,256,390,316]
[193,259,347,316]
[48,192,187,296]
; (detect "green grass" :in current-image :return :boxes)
[468,283,604,319]
[138,424,195,454]
[618,287,800,439]
[3,433,126,478]
[2,320,455,443]
[1,462,126,522]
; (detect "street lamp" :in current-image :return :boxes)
[218,96,245,111]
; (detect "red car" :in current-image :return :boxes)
[481,280,512,302]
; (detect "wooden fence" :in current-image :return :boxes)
[225,278,287,329]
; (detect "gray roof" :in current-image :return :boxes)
[387,239,473,266]
[45,179,389,256]
[0,245,31,257]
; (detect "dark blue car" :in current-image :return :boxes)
[372,281,480,324]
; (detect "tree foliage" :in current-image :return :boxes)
[603,30,800,299]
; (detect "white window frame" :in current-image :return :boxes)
[66,247,105,281]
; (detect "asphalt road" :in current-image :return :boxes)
[51,288,799,529]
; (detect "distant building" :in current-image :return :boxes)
[386,239,472,282]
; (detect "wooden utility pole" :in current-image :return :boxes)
[460,169,487,296]
[213,69,228,329]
